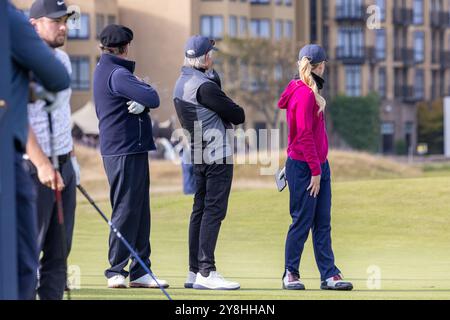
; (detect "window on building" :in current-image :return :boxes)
[322,25,330,52]
[414,31,425,63]
[68,14,90,39]
[200,16,224,39]
[107,15,116,25]
[250,19,271,38]
[336,0,364,17]
[240,17,248,37]
[414,69,424,100]
[275,20,283,40]
[345,65,362,96]
[96,14,116,39]
[338,27,364,57]
[229,15,238,37]
[376,0,386,21]
[323,0,329,19]
[284,20,293,39]
[413,0,424,24]
[375,29,386,60]
[378,67,386,98]
[70,56,90,91]
[96,14,105,39]
[250,0,270,4]
[310,0,317,42]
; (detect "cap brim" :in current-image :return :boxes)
[46,10,72,19]
[209,39,219,52]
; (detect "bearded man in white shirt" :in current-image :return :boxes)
[26,0,80,300]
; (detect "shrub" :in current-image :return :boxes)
[329,93,381,153]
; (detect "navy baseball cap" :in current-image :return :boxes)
[299,44,328,64]
[100,24,134,48]
[185,35,218,58]
[30,0,74,19]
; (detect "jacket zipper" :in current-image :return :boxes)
[138,116,143,146]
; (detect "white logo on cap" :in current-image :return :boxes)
[57,1,65,6]
[187,50,196,56]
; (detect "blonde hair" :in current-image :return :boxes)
[298,56,327,114]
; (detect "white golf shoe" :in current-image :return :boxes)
[107,275,127,289]
[129,274,169,289]
[282,269,306,290]
[184,271,197,289]
[193,271,240,290]
[321,274,353,291]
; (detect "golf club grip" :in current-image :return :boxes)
[77,185,109,224]
[47,111,70,300]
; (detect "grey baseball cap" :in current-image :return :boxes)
[299,44,328,64]
[185,35,218,58]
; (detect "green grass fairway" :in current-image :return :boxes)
[67,175,450,300]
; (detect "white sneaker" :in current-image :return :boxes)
[282,269,306,290]
[193,271,240,290]
[184,271,197,289]
[321,274,353,291]
[129,274,169,289]
[107,275,127,289]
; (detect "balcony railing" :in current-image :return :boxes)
[395,85,423,104]
[442,51,450,68]
[393,8,413,26]
[335,4,366,22]
[335,46,366,64]
[430,11,450,29]
[430,85,444,101]
[366,47,385,64]
[394,47,415,66]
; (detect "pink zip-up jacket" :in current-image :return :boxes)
[278,79,328,176]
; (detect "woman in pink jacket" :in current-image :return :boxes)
[278,44,353,291]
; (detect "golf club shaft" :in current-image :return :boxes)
[47,112,71,300]
[76,185,173,301]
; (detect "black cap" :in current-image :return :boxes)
[100,24,134,48]
[30,0,74,19]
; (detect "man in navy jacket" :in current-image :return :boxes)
[93,24,168,289]
[8,2,71,300]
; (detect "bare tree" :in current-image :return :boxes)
[216,37,297,129]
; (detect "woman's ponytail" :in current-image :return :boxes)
[298,56,327,115]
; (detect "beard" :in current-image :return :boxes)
[48,35,66,48]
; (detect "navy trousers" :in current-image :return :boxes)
[29,158,76,300]
[103,153,151,281]
[15,150,38,300]
[284,158,340,281]
[189,163,233,276]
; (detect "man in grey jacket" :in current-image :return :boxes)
[173,35,245,290]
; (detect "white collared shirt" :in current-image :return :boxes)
[28,48,73,157]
